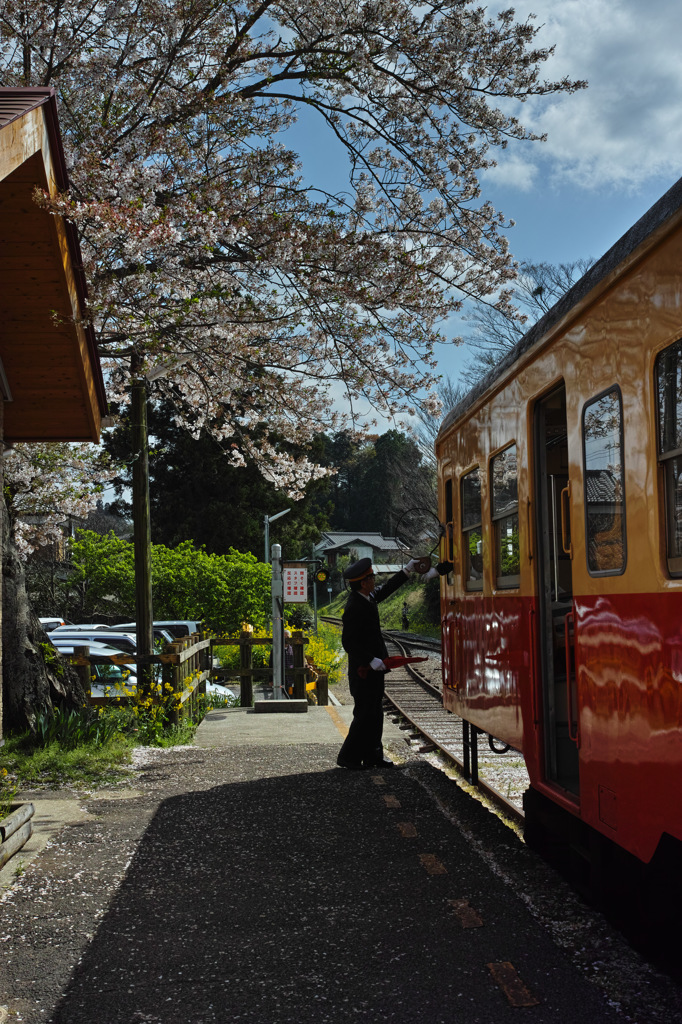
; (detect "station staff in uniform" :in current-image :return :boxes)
[337,556,419,769]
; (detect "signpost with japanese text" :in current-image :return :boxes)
[283,567,308,603]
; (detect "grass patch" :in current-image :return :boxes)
[321,577,441,637]
[0,691,238,794]
[0,731,133,790]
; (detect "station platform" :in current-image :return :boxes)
[1,702,679,1023]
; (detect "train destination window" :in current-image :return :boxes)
[461,467,483,591]
[582,387,626,575]
[655,337,682,574]
[491,445,520,587]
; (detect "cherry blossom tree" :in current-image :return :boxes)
[0,1,587,730]
[4,443,115,556]
[0,444,116,730]
[0,0,585,492]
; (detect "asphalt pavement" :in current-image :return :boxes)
[0,700,681,1023]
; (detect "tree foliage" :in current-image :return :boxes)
[65,531,272,633]
[0,0,584,490]
[318,428,436,552]
[103,401,331,556]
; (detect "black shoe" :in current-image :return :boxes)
[336,756,366,770]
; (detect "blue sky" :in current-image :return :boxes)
[288,0,682,387]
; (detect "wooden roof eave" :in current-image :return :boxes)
[0,87,107,444]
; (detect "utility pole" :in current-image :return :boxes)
[131,376,154,693]
[271,543,284,699]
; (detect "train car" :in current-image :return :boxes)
[435,176,682,930]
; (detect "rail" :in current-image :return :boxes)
[381,632,527,825]
[320,616,526,823]
[0,801,35,870]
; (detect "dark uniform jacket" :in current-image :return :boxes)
[341,569,408,672]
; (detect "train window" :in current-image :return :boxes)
[582,387,626,575]
[461,468,483,591]
[655,338,682,574]
[491,445,520,587]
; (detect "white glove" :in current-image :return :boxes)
[423,567,439,581]
[370,657,387,671]
[404,558,418,573]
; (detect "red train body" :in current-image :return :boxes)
[436,178,682,877]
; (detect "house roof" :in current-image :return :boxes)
[0,87,107,442]
[314,531,407,553]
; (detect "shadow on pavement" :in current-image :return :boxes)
[49,764,621,1024]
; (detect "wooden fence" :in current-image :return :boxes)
[69,629,328,715]
[72,635,212,724]
[211,629,328,706]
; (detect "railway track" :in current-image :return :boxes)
[381,634,529,823]
[322,616,529,822]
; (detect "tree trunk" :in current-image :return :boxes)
[2,501,87,734]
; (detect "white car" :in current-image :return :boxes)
[116,619,203,638]
[50,623,109,632]
[51,636,234,701]
[39,616,71,631]
[48,630,138,654]
[49,638,137,698]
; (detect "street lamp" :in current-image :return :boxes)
[264,508,290,563]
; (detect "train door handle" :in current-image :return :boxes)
[560,482,573,558]
[565,611,579,745]
[526,498,533,562]
[528,606,538,726]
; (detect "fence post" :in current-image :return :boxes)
[74,646,92,699]
[316,672,329,706]
[199,640,208,698]
[292,630,306,699]
[169,642,183,727]
[240,631,253,707]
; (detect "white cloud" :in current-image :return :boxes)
[484,0,682,191]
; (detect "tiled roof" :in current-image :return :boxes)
[585,470,621,505]
[315,532,405,551]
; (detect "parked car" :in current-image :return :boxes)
[39,617,72,631]
[50,636,233,701]
[102,625,175,647]
[50,623,109,633]
[48,630,138,655]
[115,619,203,638]
[49,637,137,698]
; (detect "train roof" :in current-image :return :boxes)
[438,173,682,439]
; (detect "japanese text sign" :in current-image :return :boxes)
[283,567,308,603]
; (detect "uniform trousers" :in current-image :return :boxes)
[337,668,385,766]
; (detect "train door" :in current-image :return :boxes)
[532,384,580,797]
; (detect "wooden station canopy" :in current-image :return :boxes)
[0,87,107,443]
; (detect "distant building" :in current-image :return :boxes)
[313,531,408,573]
